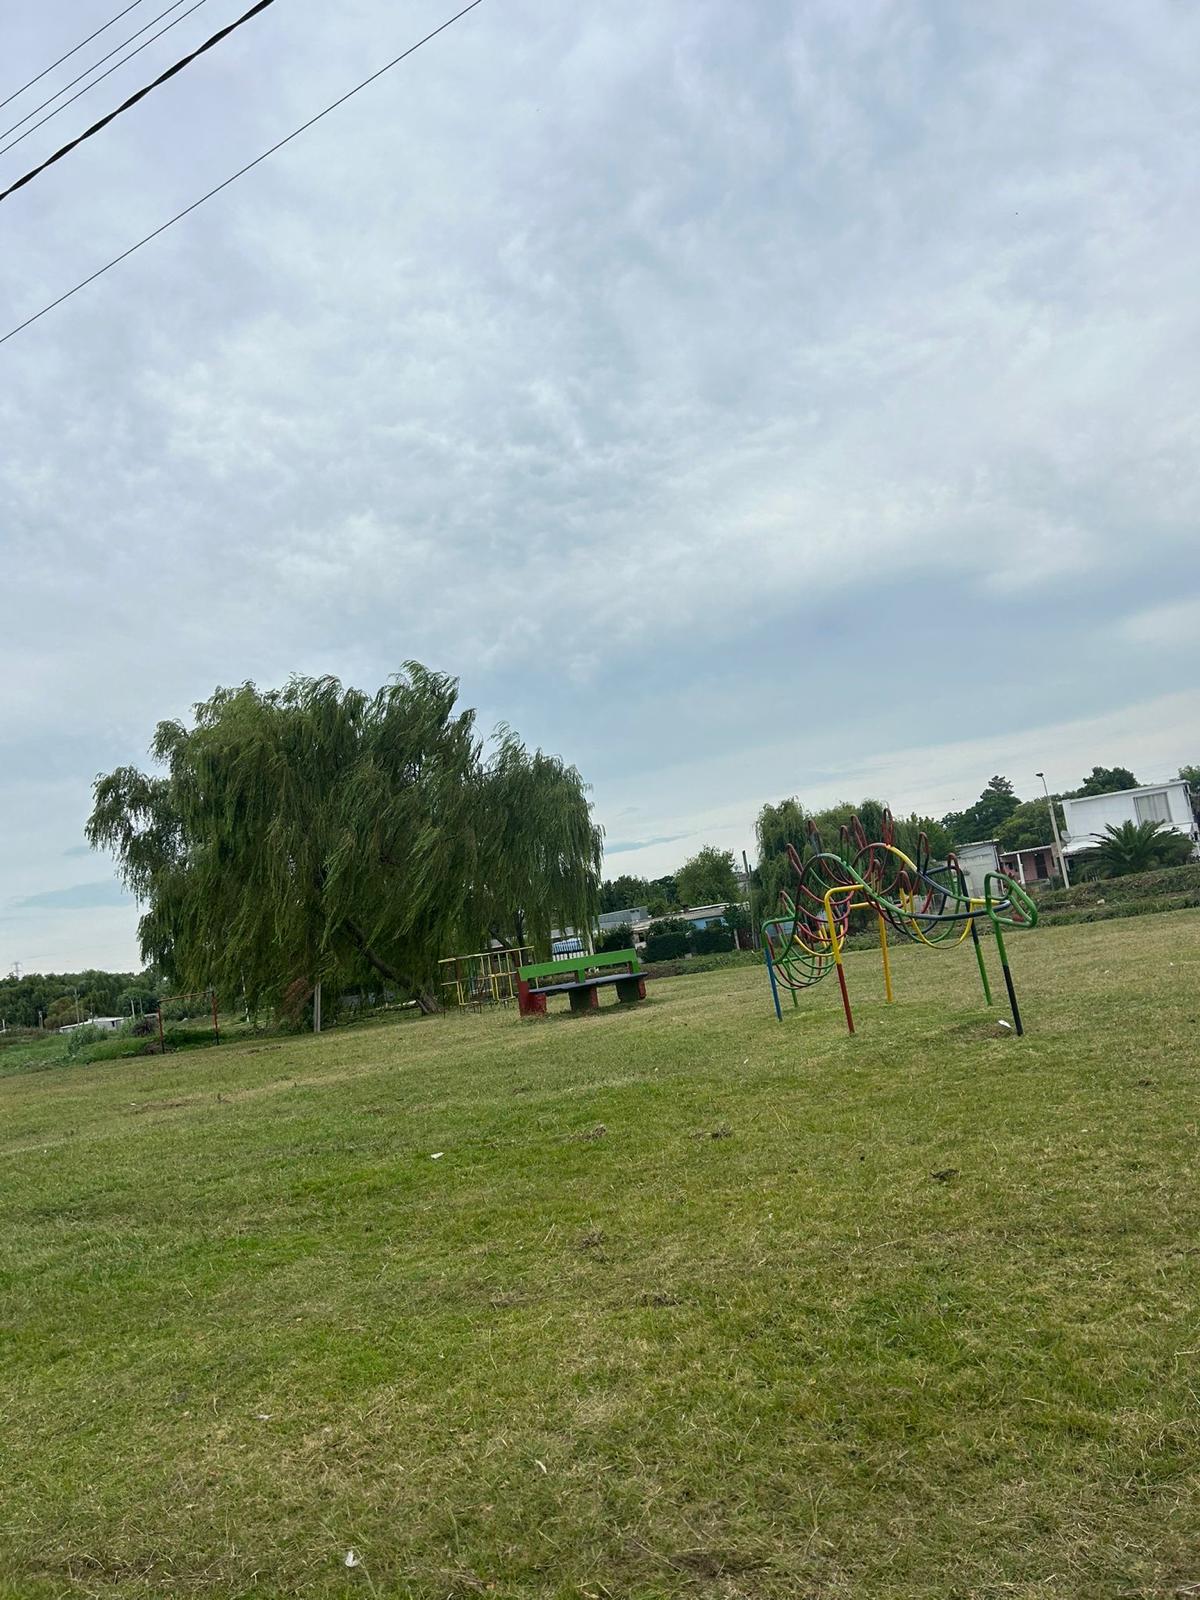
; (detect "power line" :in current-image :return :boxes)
[0,0,277,204]
[0,0,200,156]
[0,0,487,348]
[0,1,150,116]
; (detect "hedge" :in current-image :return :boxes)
[1035,862,1200,925]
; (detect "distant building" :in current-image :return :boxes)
[998,843,1060,888]
[609,902,748,950]
[672,903,734,932]
[947,840,1001,899]
[597,907,649,933]
[59,1016,124,1034]
[1061,780,1199,860]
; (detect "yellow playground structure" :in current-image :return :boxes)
[438,946,532,1009]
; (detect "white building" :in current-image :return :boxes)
[948,840,1001,898]
[1060,780,1198,858]
[596,907,649,934]
[59,1016,125,1034]
[601,902,747,950]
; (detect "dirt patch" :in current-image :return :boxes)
[668,1549,765,1578]
[126,1098,196,1115]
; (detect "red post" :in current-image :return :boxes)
[835,964,855,1034]
[157,1007,165,1054]
[517,979,545,1017]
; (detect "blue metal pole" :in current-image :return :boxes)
[765,940,783,1021]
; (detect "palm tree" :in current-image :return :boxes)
[1091,820,1193,878]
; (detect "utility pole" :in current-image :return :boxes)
[742,849,757,950]
[1037,772,1071,888]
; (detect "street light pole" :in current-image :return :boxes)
[1037,772,1071,888]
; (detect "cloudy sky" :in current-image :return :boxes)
[1,0,1198,973]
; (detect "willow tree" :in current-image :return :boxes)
[471,729,603,954]
[87,668,602,1015]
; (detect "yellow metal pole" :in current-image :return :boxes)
[877,912,894,1003]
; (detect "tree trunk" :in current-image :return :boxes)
[343,920,441,1013]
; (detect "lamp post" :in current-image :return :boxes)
[1036,772,1070,888]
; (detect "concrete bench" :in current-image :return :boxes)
[517,949,647,1016]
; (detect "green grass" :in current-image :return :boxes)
[2,914,1200,1599]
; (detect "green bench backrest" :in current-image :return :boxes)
[520,947,641,983]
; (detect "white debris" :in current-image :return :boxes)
[998,1020,1012,1030]
[430,1152,444,1160]
[344,1550,360,1568]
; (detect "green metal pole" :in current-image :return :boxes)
[970,918,993,1006]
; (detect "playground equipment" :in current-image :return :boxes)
[439,946,532,1009]
[154,991,221,1051]
[762,810,1037,1034]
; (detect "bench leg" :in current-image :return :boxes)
[569,987,600,1014]
[615,977,647,1004]
[517,980,546,1017]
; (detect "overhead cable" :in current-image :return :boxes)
[0,1,150,115]
[0,0,204,156]
[0,0,276,201]
[0,0,487,348]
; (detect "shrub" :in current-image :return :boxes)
[645,930,690,962]
[64,1025,102,1057]
[1039,862,1200,910]
[1093,821,1194,878]
[644,916,693,962]
[692,925,734,954]
[597,924,634,954]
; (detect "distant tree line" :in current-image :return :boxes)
[598,845,742,919]
[0,969,159,1031]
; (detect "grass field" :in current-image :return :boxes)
[2,914,1199,1599]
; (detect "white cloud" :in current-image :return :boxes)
[1121,597,1200,649]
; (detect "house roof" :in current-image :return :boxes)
[1065,779,1188,806]
[597,907,649,929]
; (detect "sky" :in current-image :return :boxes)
[1,0,1198,973]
